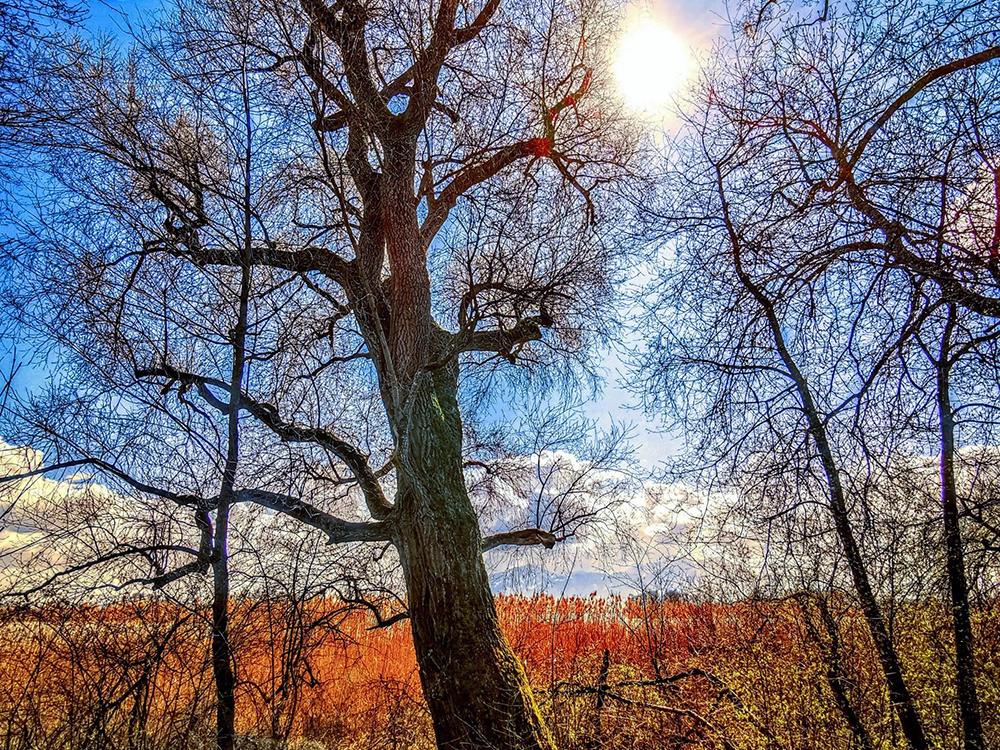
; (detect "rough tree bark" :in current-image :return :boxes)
[369,167,556,746]
[395,365,554,749]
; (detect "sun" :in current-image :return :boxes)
[614,19,691,114]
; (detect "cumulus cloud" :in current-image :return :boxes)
[475,448,723,596]
[0,439,758,601]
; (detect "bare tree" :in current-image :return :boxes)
[1,0,645,747]
[636,2,1000,749]
[0,0,82,182]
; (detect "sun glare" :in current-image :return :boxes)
[614,20,691,114]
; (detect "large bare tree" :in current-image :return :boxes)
[1,0,644,747]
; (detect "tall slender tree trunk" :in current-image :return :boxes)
[730,250,929,750]
[211,59,255,750]
[392,367,556,750]
[808,423,928,750]
[211,505,236,750]
[937,308,985,750]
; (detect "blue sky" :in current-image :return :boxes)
[0,0,744,600]
[1,0,735,467]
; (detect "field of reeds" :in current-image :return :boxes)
[0,593,996,750]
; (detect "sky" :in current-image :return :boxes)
[0,0,741,596]
[2,0,736,470]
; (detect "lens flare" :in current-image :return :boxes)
[614,20,691,113]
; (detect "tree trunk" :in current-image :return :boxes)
[393,367,556,750]
[796,593,875,750]
[211,72,252,750]
[937,311,985,750]
[737,264,929,750]
[811,423,928,750]
[211,511,236,750]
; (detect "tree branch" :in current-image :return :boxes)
[5,544,203,599]
[2,453,391,546]
[422,139,551,245]
[459,312,554,362]
[136,364,395,520]
[851,46,1000,167]
[482,527,560,551]
[151,240,354,290]
[835,170,1000,317]
[337,587,410,629]
[0,457,204,507]
[234,489,392,544]
[151,508,213,589]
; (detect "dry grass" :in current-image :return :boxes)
[0,594,996,749]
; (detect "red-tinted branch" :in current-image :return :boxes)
[422,139,550,244]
